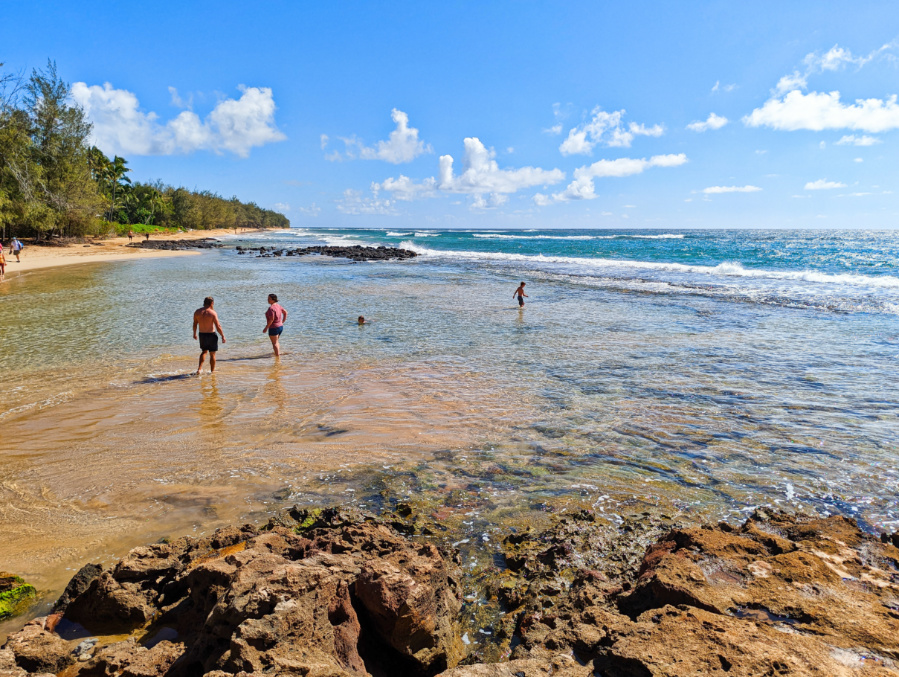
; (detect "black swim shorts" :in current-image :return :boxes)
[199,332,219,352]
[268,326,283,337]
[518,296,524,306]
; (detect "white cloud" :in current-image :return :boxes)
[168,86,191,109]
[296,203,321,217]
[72,82,285,157]
[702,185,762,194]
[331,109,431,164]
[559,107,664,155]
[687,113,728,132]
[835,134,881,146]
[336,189,396,215]
[537,153,687,204]
[744,90,899,132]
[748,43,899,133]
[273,202,290,213]
[376,137,564,208]
[545,124,563,135]
[712,81,737,93]
[854,157,864,163]
[320,134,329,150]
[804,179,846,190]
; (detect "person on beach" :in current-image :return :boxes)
[513,281,528,307]
[193,297,226,374]
[145,232,150,241]
[0,248,6,281]
[263,294,288,357]
[128,230,134,243]
[10,238,23,263]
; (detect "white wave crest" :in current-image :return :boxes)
[386,231,412,237]
[470,233,685,241]
[399,243,899,289]
[414,232,440,237]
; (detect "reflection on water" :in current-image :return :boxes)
[0,245,897,622]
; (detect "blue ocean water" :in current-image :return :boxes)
[283,228,899,315]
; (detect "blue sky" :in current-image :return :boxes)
[3,2,898,229]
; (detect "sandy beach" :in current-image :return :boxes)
[0,229,256,275]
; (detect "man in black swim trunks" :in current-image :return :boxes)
[193,297,226,374]
[513,281,528,307]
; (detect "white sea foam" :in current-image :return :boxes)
[399,242,899,290]
[414,232,440,237]
[470,233,684,241]
[386,231,412,237]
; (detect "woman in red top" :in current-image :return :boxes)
[262,293,288,357]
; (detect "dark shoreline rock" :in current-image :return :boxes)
[239,245,416,262]
[4,507,899,676]
[129,239,223,251]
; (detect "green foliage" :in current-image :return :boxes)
[0,60,289,239]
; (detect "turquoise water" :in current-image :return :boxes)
[0,228,897,599]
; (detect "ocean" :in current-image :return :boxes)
[0,227,897,613]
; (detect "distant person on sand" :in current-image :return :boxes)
[10,238,23,262]
[262,294,288,357]
[127,230,134,242]
[193,297,226,374]
[145,232,150,241]
[513,281,528,307]
[0,248,6,281]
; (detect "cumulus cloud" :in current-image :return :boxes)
[327,109,431,164]
[746,43,899,133]
[375,137,564,208]
[71,82,285,157]
[744,90,899,132]
[273,202,290,213]
[835,134,881,146]
[336,189,397,215]
[804,179,846,190]
[296,203,321,217]
[701,185,762,194]
[559,107,664,155]
[536,154,687,204]
[687,113,728,132]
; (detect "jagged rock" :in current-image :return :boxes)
[248,245,417,262]
[436,654,592,676]
[2,620,73,674]
[516,510,899,676]
[53,564,102,612]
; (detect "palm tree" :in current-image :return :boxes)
[108,155,131,222]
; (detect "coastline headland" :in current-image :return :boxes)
[2,505,898,676]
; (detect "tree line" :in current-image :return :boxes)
[0,61,289,240]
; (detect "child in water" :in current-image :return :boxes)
[513,282,528,307]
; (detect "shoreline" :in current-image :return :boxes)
[1,229,265,276]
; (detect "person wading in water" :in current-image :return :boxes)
[193,297,226,374]
[262,293,288,357]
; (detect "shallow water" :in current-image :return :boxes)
[1,228,898,631]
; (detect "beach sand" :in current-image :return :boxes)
[0,228,253,275]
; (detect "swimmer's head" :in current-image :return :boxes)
[358,316,365,324]
[520,281,526,286]
[203,297,214,308]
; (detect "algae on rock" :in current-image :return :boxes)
[0,573,36,620]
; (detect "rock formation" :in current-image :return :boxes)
[3,508,899,676]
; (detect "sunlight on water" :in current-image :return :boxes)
[0,229,897,607]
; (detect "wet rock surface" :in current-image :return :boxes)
[0,574,36,621]
[238,245,416,262]
[130,239,223,251]
[4,507,899,676]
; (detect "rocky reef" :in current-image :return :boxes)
[237,245,417,262]
[3,507,899,676]
[130,239,224,251]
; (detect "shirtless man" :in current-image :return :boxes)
[193,297,226,374]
